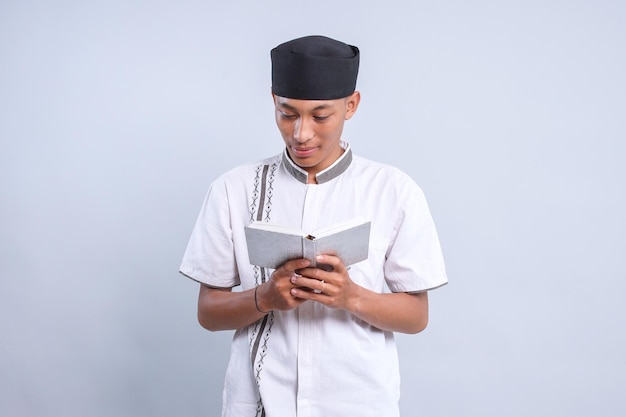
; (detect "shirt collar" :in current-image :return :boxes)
[282,141,353,184]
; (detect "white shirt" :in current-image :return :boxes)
[180,142,447,417]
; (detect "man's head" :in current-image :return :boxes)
[270,35,361,181]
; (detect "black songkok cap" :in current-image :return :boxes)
[271,35,360,100]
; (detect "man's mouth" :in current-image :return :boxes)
[292,146,317,157]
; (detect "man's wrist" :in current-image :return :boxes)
[254,285,271,314]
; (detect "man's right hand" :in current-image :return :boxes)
[256,258,311,312]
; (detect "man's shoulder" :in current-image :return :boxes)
[214,153,283,183]
[351,154,418,184]
[349,154,429,208]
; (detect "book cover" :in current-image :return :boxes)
[244,218,371,270]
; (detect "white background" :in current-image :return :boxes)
[1,1,624,416]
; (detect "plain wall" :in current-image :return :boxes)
[1,1,625,416]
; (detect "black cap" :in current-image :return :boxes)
[271,35,360,100]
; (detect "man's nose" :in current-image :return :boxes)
[294,117,313,143]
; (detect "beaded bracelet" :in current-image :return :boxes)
[254,286,271,314]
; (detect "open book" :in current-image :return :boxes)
[244,218,371,270]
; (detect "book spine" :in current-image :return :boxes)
[302,238,317,267]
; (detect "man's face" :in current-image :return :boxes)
[273,92,360,181]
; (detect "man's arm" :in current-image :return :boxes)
[197,286,264,331]
[198,255,429,334]
[197,258,310,331]
[289,254,429,334]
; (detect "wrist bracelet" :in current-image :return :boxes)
[254,286,271,314]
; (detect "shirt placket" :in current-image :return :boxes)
[296,183,324,416]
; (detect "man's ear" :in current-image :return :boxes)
[344,91,361,120]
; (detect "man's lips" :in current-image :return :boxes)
[292,146,317,157]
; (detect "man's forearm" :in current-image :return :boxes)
[198,279,429,334]
[197,285,267,331]
[348,290,429,334]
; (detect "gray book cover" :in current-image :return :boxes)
[244,219,371,270]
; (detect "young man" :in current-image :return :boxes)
[180,35,447,417]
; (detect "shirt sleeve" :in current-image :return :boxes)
[179,177,240,288]
[384,177,448,293]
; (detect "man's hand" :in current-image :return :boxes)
[288,254,361,311]
[256,258,311,312]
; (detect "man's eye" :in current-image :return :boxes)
[314,115,330,121]
[281,113,297,119]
